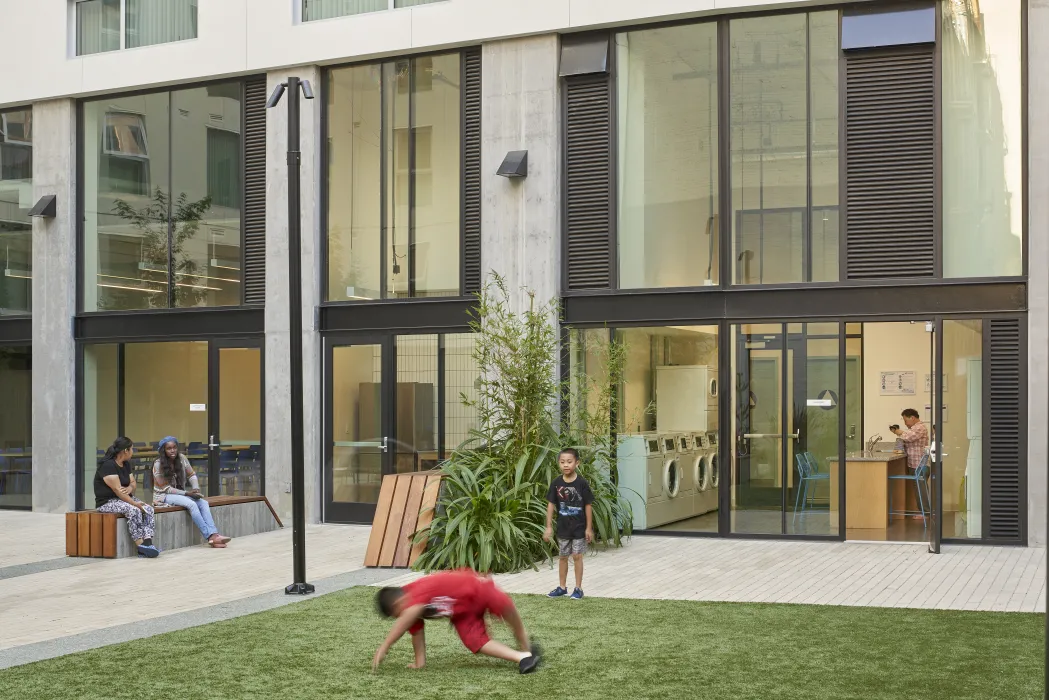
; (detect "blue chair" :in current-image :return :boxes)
[220,450,239,494]
[888,452,931,528]
[792,452,830,526]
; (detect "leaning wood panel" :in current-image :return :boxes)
[363,476,398,567]
[77,512,92,557]
[393,474,428,568]
[378,477,412,568]
[408,474,443,567]
[89,513,104,557]
[102,514,118,558]
[65,513,79,557]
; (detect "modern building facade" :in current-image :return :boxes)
[0,0,1042,549]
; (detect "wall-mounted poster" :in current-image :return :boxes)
[880,370,916,396]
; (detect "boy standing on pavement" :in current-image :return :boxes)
[543,448,595,600]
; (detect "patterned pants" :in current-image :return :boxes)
[98,499,156,541]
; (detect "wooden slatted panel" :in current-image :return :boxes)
[77,512,91,557]
[461,48,482,297]
[987,318,1023,541]
[378,477,412,567]
[89,513,104,557]
[844,49,935,279]
[364,477,398,567]
[243,77,268,305]
[564,75,612,290]
[102,514,118,558]
[66,513,78,557]
[409,474,443,567]
[393,474,428,568]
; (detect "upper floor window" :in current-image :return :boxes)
[76,0,198,56]
[326,53,463,301]
[81,83,244,311]
[0,108,33,315]
[303,0,444,22]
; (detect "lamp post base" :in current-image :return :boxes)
[285,582,316,595]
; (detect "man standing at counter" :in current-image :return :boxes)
[891,409,929,470]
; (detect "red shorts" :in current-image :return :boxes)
[451,579,513,653]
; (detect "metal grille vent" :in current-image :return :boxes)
[986,318,1023,541]
[461,48,482,297]
[243,77,268,305]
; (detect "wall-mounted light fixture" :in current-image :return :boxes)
[497,150,528,178]
[28,195,56,219]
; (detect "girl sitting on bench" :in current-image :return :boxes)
[152,436,231,549]
[94,437,159,558]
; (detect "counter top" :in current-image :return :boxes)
[831,452,906,463]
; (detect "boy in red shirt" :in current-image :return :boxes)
[373,569,542,674]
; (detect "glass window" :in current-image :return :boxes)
[0,346,32,509]
[326,53,462,301]
[76,0,121,56]
[395,335,439,472]
[82,83,243,311]
[942,0,1022,277]
[125,0,198,49]
[730,12,839,285]
[616,25,719,289]
[303,0,443,21]
[82,344,119,509]
[942,320,983,539]
[0,108,33,315]
[444,333,480,452]
[614,326,720,533]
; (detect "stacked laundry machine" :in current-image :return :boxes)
[617,365,719,530]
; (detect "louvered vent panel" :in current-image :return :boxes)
[564,75,611,290]
[243,77,268,305]
[845,49,935,279]
[461,48,482,297]
[987,318,1023,541]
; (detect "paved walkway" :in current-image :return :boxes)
[0,511,1043,669]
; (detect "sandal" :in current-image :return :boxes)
[209,540,227,548]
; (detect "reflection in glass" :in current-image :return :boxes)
[0,108,32,315]
[730,12,839,285]
[613,326,719,533]
[0,346,32,509]
[331,344,384,504]
[218,347,262,496]
[395,335,438,472]
[942,320,983,539]
[76,0,121,56]
[83,83,242,310]
[616,24,719,288]
[444,333,480,452]
[942,0,1022,277]
[304,0,443,20]
[83,344,119,509]
[326,54,461,301]
[125,0,198,49]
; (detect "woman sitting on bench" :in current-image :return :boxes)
[152,437,231,549]
[95,437,160,558]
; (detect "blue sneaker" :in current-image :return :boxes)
[137,544,160,558]
[570,588,584,600]
[547,586,568,598]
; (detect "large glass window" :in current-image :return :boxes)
[303,0,444,22]
[730,12,839,285]
[82,83,243,311]
[0,108,32,315]
[942,320,983,539]
[616,24,720,289]
[327,53,462,301]
[0,346,32,509]
[942,0,1023,278]
[76,0,197,56]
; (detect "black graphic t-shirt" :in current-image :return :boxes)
[547,475,595,540]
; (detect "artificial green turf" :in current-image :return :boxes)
[0,588,1042,700]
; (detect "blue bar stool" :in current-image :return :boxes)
[888,452,931,529]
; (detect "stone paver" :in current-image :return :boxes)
[0,511,68,568]
[382,537,1046,613]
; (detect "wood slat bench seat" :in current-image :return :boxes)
[66,496,282,559]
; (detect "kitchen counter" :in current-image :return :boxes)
[828,453,908,531]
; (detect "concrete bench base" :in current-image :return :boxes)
[67,496,282,558]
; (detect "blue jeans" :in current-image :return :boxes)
[163,494,218,540]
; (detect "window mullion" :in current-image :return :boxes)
[119,0,126,50]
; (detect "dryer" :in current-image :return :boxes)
[615,434,663,531]
[692,433,718,517]
[646,434,693,527]
[707,432,720,490]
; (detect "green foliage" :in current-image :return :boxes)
[413,274,633,574]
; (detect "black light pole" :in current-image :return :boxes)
[268,76,316,596]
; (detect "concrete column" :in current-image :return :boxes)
[264,67,323,524]
[480,35,562,311]
[1027,1,1048,547]
[31,99,77,512]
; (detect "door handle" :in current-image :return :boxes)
[208,434,220,449]
[743,433,782,439]
[381,437,388,453]
[788,431,800,440]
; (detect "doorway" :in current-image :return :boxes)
[80,338,264,508]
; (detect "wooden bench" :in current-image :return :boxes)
[65,496,283,559]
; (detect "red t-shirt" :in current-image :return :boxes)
[404,570,487,634]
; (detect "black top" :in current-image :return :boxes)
[546,475,595,540]
[94,458,131,508]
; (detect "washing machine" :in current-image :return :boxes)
[643,434,689,527]
[692,433,718,517]
[615,433,664,531]
[707,432,720,490]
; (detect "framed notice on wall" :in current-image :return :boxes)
[879,371,916,396]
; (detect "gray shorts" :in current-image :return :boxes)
[558,538,587,557]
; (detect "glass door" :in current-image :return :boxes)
[207,340,263,497]
[325,335,392,523]
[929,320,942,553]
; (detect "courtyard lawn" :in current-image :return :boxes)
[0,587,1041,700]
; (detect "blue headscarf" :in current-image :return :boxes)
[159,436,179,450]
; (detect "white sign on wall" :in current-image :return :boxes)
[190,404,206,412]
[879,371,916,396]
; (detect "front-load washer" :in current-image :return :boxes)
[707,432,720,489]
[643,434,683,527]
[615,434,661,531]
[692,433,718,517]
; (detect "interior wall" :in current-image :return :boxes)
[218,347,262,443]
[123,341,209,445]
[859,323,932,449]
